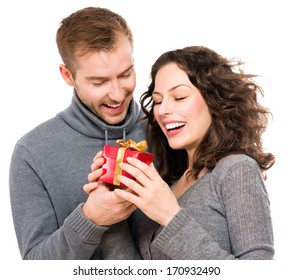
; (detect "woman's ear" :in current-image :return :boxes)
[59,64,75,86]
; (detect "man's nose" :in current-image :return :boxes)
[108,79,124,102]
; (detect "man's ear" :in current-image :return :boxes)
[59,64,75,86]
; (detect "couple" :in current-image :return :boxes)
[10,7,275,260]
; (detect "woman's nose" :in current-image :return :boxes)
[158,100,172,116]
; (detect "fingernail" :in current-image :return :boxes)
[126,156,134,162]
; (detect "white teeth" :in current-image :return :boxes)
[165,122,185,130]
[105,103,122,108]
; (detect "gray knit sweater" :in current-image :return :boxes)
[9,91,145,259]
[137,154,274,259]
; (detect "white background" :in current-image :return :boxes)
[0,0,291,277]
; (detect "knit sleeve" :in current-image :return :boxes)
[100,220,142,260]
[153,208,236,259]
[152,158,274,259]
[219,159,274,259]
[9,144,108,259]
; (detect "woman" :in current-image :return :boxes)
[86,46,275,259]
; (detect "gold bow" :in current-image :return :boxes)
[116,139,148,151]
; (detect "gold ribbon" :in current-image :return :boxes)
[116,139,148,151]
[113,140,148,185]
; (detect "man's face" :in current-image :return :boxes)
[63,37,136,125]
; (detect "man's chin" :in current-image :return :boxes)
[103,113,128,126]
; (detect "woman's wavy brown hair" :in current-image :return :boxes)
[140,46,275,185]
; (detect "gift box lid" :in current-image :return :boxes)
[102,145,154,164]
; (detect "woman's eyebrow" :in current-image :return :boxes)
[153,84,191,95]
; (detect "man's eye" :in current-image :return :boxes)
[93,81,106,87]
[120,72,132,78]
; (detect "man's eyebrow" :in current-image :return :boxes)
[118,65,134,76]
[85,65,134,81]
[152,84,191,95]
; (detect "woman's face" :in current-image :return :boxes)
[152,63,212,154]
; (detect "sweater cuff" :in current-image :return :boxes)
[154,208,189,250]
[65,203,110,243]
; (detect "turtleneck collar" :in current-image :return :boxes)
[59,90,143,141]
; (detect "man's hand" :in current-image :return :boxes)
[82,151,135,226]
[82,182,134,226]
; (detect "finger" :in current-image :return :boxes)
[83,182,98,194]
[88,168,105,183]
[117,174,148,199]
[93,150,103,162]
[126,157,159,179]
[119,161,151,188]
[114,188,141,207]
[91,156,105,172]
[122,186,138,194]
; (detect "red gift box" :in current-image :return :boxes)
[99,140,154,187]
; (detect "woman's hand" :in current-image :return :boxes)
[114,157,181,226]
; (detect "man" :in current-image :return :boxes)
[9,7,144,259]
